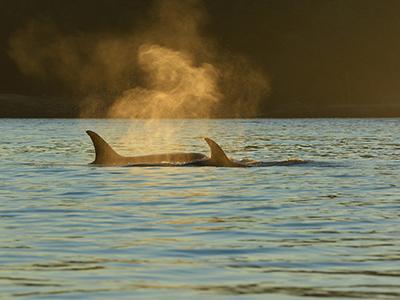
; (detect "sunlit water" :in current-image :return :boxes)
[1,119,399,299]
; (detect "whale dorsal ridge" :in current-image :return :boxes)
[204,138,238,167]
[86,130,122,164]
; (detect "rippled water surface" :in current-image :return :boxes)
[1,119,399,299]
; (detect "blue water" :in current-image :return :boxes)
[1,119,399,299]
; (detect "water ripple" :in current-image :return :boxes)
[0,118,399,299]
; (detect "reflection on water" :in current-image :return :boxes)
[0,118,400,299]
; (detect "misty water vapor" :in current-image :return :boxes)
[108,44,220,118]
[8,0,269,119]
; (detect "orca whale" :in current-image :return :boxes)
[86,130,309,167]
[86,130,245,167]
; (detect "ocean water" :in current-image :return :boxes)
[0,118,399,299]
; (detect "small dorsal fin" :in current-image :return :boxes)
[86,130,122,164]
[204,138,243,167]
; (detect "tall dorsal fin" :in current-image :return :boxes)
[86,130,122,164]
[204,138,243,167]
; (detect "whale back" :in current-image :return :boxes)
[86,130,123,165]
[86,130,244,167]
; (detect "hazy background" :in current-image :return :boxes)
[1,0,400,118]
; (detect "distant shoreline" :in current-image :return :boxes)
[2,94,400,118]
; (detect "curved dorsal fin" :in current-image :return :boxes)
[204,138,242,167]
[86,130,122,164]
